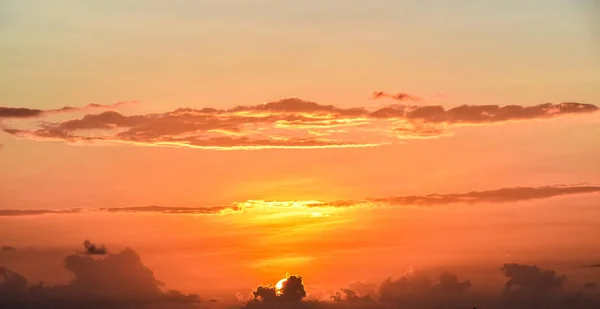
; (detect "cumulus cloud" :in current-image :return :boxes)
[501,263,565,295]
[241,266,600,309]
[2,185,599,217]
[2,97,596,150]
[250,274,307,303]
[0,245,200,309]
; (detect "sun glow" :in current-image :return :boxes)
[275,273,290,296]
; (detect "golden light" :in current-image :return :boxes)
[275,273,290,296]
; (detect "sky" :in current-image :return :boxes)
[1,1,600,308]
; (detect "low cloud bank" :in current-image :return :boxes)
[0,242,200,309]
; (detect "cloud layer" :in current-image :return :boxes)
[1,185,598,217]
[0,245,200,309]
[244,265,600,309]
[1,97,596,150]
[0,102,133,119]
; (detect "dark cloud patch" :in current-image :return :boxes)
[0,107,44,118]
[0,246,201,309]
[2,97,596,150]
[243,266,600,309]
[0,266,29,294]
[83,240,107,255]
[371,91,422,102]
[251,274,307,304]
[586,264,600,268]
[501,263,566,295]
[2,246,16,251]
[409,103,598,124]
[367,185,600,206]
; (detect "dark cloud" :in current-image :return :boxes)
[330,288,376,303]
[0,107,43,118]
[83,240,107,255]
[0,266,29,294]
[0,246,200,309]
[586,264,600,268]
[242,266,600,309]
[371,91,422,102]
[2,97,596,149]
[365,185,600,206]
[501,263,565,295]
[2,246,16,251]
[250,274,307,304]
[0,102,133,119]
[2,185,599,217]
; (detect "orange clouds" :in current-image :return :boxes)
[2,185,598,217]
[0,102,134,119]
[1,97,597,150]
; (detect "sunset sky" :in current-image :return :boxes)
[1,0,600,304]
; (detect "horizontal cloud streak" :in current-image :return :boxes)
[1,97,596,150]
[0,102,134,119]
[2,185,598,217]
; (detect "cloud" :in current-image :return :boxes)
[83,240,107,255]
[363,185,600,206]
[0,102,133,119]
[0,209,84,216]
[241,265,600,309]
[0,107,44,118]
[2,185,599,217]
[371,91,422,102]
[501,263,565,294]
[0,246,200,309]
[0,266,29,294]
[2,97,596,150]
[586,264,600,268]
[249,274,307,304]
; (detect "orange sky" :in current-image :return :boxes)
[1,0,600,302]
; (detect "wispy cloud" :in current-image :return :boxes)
[0,101,134,119]
[371,91,422,102]
[1,97,596,150]
[2,185,598,217]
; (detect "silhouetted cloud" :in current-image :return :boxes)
[1,246,15,251]
[83,240,107,255]
[242,266,600,309]
[0,246,200,309]
[2,97,596,150]
[0,107,44,118]
[251,274,307,303]
[501,263,565,294]
[0,266,29,294]
[2,185,599,217]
